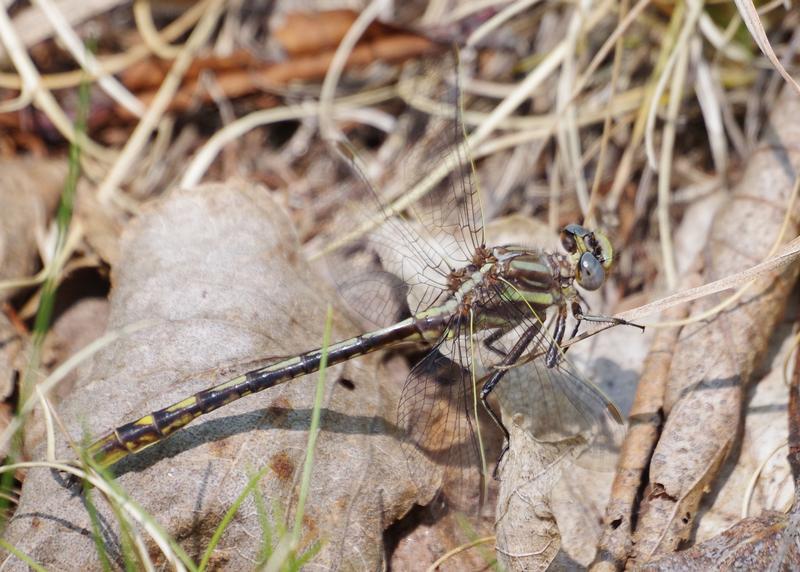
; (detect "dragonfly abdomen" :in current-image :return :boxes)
[87,312,450,467]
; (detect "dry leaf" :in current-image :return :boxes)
[631,86,800,563]
[640,512,800,571]
[0,157,66,300]
[2,182,432,570]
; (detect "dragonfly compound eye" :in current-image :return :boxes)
[577,252,605,290]
[561,229,578,253]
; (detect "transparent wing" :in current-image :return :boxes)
[483,285,625,472]
[324,47,486,325]
[395,49,486,265]
[509,357,625,472]
[397,317,488,512]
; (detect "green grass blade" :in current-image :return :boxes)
[82,482,115,572]
[198,465,272,572]
[292,539,323,569]
[291,305,334,549]
[251,468,274,567]
[0,538,49,572]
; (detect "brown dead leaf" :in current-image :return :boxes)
[117,33,437,119]
[494,409,564,571]
[272,10,386,57]
[0,157,66,301]
[631,86,800,564]
[1,182,433,570]
[21,298,111,458]
[640,512,800,571]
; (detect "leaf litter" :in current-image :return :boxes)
[1,1,800,571]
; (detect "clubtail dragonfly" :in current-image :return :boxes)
[85,50,627,504]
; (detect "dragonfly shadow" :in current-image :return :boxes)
[12,499,126,565]
[104,405,485,478]
[672,373,741,403]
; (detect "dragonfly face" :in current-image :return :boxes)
[560,224,613,291]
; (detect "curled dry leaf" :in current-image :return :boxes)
[592,299,693,571]
[271,10,403,57]
[631,86,800,563]
[272,10,358,56]
[2,182,434,570]
[118,16,437,118]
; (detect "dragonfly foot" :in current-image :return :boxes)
[493,441,510,479]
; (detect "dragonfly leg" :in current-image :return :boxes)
[568,296,645,347]
[480,325,540,477]
[483,328,510,358]
[573,303,644,331]
[545,305,568,368]
[566,299,585,342]
[480,374,510,478]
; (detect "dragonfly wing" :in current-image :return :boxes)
[324,47,486,323]
[397,48,486,263]
[396,323,490,512]
[480,285,626,473]
[327,141,453,326]
[335,269,410,328]
[510,357,625,472]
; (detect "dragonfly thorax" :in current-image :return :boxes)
[467,225,614,318]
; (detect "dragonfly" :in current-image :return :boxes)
[84,49,629,506]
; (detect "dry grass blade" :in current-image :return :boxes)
[0,4,111,159]
[33,0,143,116]
[733,0,800,96]
[96,0,225,205]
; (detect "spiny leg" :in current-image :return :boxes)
[569,298,644,339]
[545,304,568,368]
[479,325,540,476]
[563,297,645,358]
[482,326,511,358]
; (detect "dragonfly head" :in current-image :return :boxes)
[561,224,613,291]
